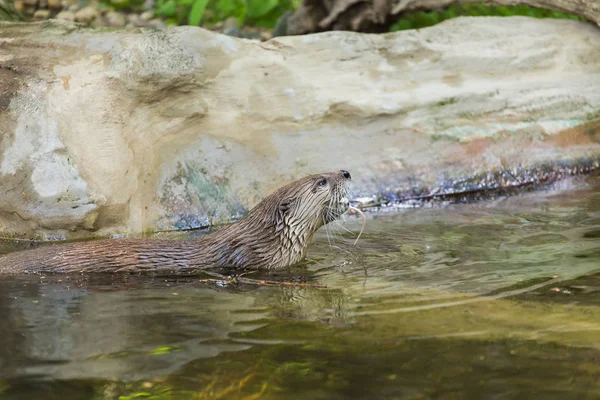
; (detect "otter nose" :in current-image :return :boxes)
[340,170,351,180]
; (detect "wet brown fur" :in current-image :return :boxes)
[0,171,351,275]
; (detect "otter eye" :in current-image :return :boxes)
[316,178,327,187]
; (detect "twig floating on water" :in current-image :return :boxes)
[199,270,328,288]
[197,278,327,288]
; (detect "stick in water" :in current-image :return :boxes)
[348,206,366,245]
[199,269,328,288]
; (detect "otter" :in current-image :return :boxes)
[0,170,353,275]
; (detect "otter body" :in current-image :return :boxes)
[0,171,352,275]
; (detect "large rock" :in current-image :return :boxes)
[0,18,599,240]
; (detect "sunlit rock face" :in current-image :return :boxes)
[0,17,599,239]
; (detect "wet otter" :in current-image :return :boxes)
[0,170,352,275]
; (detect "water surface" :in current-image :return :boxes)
[1,175,599,399]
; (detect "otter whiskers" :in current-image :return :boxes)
[322,191,365,247]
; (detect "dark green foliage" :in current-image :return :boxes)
[0,0,26,21]
[390,3,583,32]
[149,0,301,27]
[107,0,145,10]
[188,0,208,25]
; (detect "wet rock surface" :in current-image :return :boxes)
[0,17,599,239]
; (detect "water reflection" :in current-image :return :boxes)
[0,175,599,399]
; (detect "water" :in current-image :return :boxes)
[1,175,599,399]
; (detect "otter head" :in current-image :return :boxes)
[269,170,352,235]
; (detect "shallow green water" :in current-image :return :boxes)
[1,175,599,399]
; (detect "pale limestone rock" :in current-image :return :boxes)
[126,13,141,26]
[0,17,599,240]
[55,10,74,21]
[74,6,98,24]
[145,18,165,29]
[32,9,50,20]
[140,10,153,21]
[105,11,126,27]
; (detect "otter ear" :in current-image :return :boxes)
[276,198,297,231]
